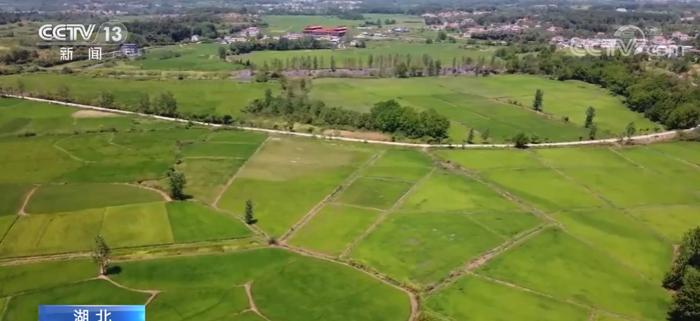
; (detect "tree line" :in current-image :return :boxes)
[228,37,331,55]
[245,78,449,141]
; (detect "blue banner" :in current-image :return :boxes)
[39,305,145,321]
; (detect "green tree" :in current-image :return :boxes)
[98,91,115,108]
[155,91,178,117]
[137,93,151,113]
[92,235,111,276]
[437,30,448,42]
[467,128,475,144]
[533,89,543,112]
[167,169,187,200]
[668,267,700,321]
[585,106,596,128]
[16,79,25,96]
[588,123,598,140]
[481,128,491,143]
[513,133,530,149]
[395,62,408,78]
[664,227,700,290]
[330,56,336,72]
[625,122,637,139]
[245,199,256,224]
[56,84,70,101]
[218,46,227,60]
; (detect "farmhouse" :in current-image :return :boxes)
[303,25,348,38]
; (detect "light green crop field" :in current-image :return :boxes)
[0,74,657,143]
[263,14,426,35]
[289,204,380,255]
[26,183,164,214]
[0,97,697,321]
[217,137,375,236]
[129,43,242,71]
[425,275,589,321]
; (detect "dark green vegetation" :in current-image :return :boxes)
[664,228,700,321]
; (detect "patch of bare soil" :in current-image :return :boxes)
[72,110,119,118]
[323,129,391,141]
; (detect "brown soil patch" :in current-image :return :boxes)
[72,110,119,118]
[323,129,391,141]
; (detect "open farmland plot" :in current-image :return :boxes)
[632,205,700,243]
[100,202,174,248]
[0,74,272,117]
[425,274,589,321]
[537,147,700,207]
[25,183,164,214]
[478,228,670,321]
[128,43,242,71]
[217,137,375,236]
[351,170,540,286]
[166,202,251,243]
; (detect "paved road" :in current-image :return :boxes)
[4,94,697,149]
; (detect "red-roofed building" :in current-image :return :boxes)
[303,25,348,37]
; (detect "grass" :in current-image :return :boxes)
[26,183,164,214]
[362,149,433,182]
[100,202,174,248]
[0,184,31,216]
[632,205,700,243]
[351,210,506,286]
[480,228,670,321]
[129,43,242,71]
[289,204,381,255]
[426,275,589,321]
[551,208,672,282]
[0,259,95,296]
[4,280,148,321]
[166,202,251,243]
[147,286,249,321]
[400,171,518,213]
[113,248,410,321]
[217,137,374,236]
[337,177,413,210]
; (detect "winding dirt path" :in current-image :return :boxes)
[119,183,172,202]
[18,185,39,216]
[244,281,273,321]
[5,95,697,149]
[96,275,161,306]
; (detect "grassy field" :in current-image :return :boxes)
[129,43,242,71]
[0,249,410,321]
[217,137,375,236]
[0,74,657,143]
[0,97,696,321]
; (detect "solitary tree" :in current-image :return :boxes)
[16,79,25,96]
[533,89,544,112]
[244,199,256,224]
[218,46,227,60]
[467,128,475,144]
[585,106,596,128]
[588,123,598,140]
[513,133,530,149]
[330,56,337,72]
[625,122,636,140]
[481,128,491,143]
[92,235,111,276]
[167,169,187,200]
